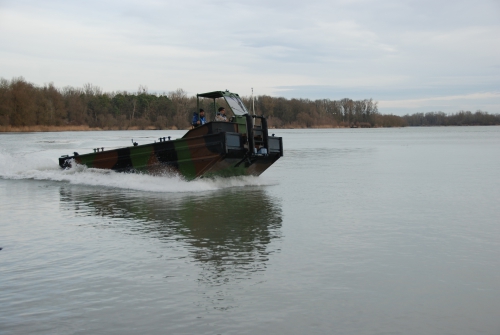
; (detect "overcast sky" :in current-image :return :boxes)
[1,0,499,114]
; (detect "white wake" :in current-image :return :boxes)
[0,150,276,193]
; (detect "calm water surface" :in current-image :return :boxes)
[1,127,499,334]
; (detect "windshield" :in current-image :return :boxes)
[224,94,249,116]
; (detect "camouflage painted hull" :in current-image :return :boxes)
[59,121,283,180]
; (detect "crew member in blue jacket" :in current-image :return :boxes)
[192,109,207,127]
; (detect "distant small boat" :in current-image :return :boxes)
[58,90,283,180]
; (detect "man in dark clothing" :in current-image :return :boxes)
[192,109,207,127]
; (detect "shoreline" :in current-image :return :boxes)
[0,124,498,133]
[0,125,179,133]
[0,124,346,132]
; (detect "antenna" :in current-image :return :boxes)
[252,88,255,115]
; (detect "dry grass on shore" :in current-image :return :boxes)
[0,125,180,132]
[0,125,102,132]
[0,123,384,132]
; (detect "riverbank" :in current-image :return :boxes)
[0,125,376,132]
[0,125,180,132]
[2,123,498,133]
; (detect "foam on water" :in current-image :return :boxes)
[0,150,276,193]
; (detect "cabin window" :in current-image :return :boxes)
[225,95,249,116]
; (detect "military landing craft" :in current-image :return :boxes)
[58,91,283,180]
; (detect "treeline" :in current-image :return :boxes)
[0,77,402,130]
[0,78,190,130]
[402,111,500,126]
[242,95,406,128]
[0,77,497,131]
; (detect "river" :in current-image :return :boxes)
[1,127,499,334]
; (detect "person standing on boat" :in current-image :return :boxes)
[192,109,207,127]
[215,107,228,122]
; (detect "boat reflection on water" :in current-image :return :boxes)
[59,185,283,286]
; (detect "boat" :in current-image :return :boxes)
[58,90,283,180]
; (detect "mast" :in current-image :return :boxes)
[252,88,255,115]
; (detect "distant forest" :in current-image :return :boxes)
[1,77,499,131]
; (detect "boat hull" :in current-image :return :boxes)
[59,130,283,180]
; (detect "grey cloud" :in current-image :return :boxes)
[0,0,498,114]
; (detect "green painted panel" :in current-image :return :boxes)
[78,154,96,167]
[233,115,247,133]
[130,145,153,170]
[174,139,197,179]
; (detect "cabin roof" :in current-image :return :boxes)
[197,91,236,99]
[197,90,249,116]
